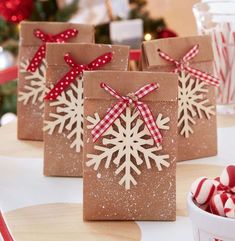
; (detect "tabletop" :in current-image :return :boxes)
[0,115,235,241]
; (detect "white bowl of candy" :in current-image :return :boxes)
[187,165,235,241]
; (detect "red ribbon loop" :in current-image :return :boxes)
[44,52,113,101]
[27,28,78,73]
[92,83,163,145]
[158,44,220,87]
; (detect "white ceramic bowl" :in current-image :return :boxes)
[187,193,235,241]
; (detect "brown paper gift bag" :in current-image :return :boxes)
[17,21,94,141]
[141,35,218,161]
[83,71,178,221]
[43,43,129,177]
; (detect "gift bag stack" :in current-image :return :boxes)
[17,21,219,221]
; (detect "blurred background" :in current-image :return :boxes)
[0,0,216,125]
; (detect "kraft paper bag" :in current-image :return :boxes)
[43,43,129,177]
[141,35,218,161]
[83,71,178,220]
[17,21,94,141]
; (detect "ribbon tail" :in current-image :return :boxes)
[64,53,78,67]
[185,66,220,87]
[136,103,162,145]
[44,69,79,101]
[183,44,199,62]
[34,29,49,42]
[100,82,123,100]
[158,49,176,63]
[134,83,159,99]
[54,29,78,42]
[92,101,127,142]
[88,52,113,70]
[27,44,46,72]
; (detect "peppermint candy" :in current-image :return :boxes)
[210,193,231,216]
[224,196,235,218]
[191,177,216,205]
[220,165,235,193]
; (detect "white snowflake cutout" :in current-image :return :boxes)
[43,77,84,152]
[86,108,170,190]
[178,71,215,138]
[18,60,46,109]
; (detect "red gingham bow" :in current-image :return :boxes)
[92,83,163,144]
[44,52,113,101]
[158,44,220,87]
[27,28,78,72]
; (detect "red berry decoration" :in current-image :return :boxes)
[158,28,177,39]
[0,0,33,23]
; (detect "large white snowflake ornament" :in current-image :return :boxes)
[18,60,46,109]
[43,78,84,152]
[178,71,215,138]
[86,108,170,190]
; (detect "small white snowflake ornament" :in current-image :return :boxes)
[178,71,215,138]
[18,60,46,109]
[43,77,84,152]
[86,107,170,190]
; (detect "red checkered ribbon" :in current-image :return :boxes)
[92,83,163,144]
[45,52,113,101]
[158,44,220,86]
[27,28,78,72]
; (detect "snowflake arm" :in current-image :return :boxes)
[86,145,120,170]
[195,99,215,119]
[87,113,100,129]
[43,113,68,134]
[18,60,46,109]
[156,113,170,130]
[115,159,141,190]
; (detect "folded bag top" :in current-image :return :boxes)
[46,43,129,69]
[142,35,214,68]
[84,71,178,102]
[20,21,94,46]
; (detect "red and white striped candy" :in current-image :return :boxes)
[213,177,230,194]
[210,192,231,216]
[220,165,235,193]
[224,196,235,218]
[191,177,216,205]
